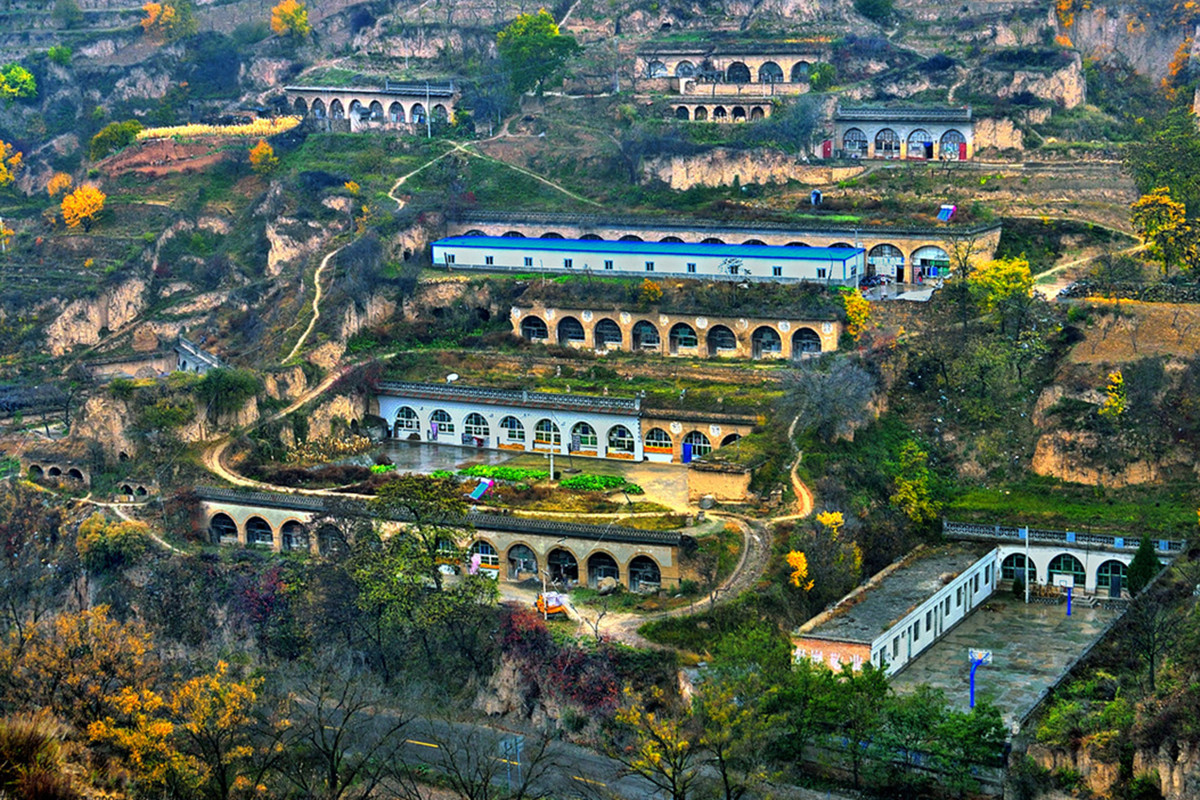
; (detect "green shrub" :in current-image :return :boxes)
[854,0,893,23]
[195,368,261,421]
[458,465,549,481]
[370,464,396,474]
[559,474,626,491]
[89,120,143,161]
[46,46,72,66]
[76,513,150,571]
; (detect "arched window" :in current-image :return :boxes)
[209,512,237,543]
[471,540,499,568]
[786,241,810,247]
[432,104,448,123]
[508,544,537,580]
[743,238,766,246]
[317,524,346,556]
[558,316,585,344]
[389,102,405,123]
[281,521,308,551]
[520,316,548,340]
[647,60,668,77]
[629,555,661,591]
[792,327,821,355]
[329,99,345,119]
[712,106,728,120]
[311,99,326,118]
[675,60,696,77]
[294,97,308,115]
[534,419,561,447]
[843,128,868,158]
[548,548,579,583]
[580,233,604,240]
[619,234,643,242]
[660,235,685,243]
[121,484,134,495]
[669,322,698,353]
[750,106,765,120]
[731,106,747,121]
[875,128,900,158]
[368,100,383,120]
[67,468,84,481]
[726,62,751,83]
[645,427,672,451]
[751,326,782,358]
[694,106,708,121]
[790,61,810,82]
[707,325,737,355]
[683,430,712,457]
[571,421,597,449]
[502,230,526,238]
[632,321,660,351]
[349,99,364,117]
[940,129,966,160]
[246,517,274,546]
[595,318,622,348]
[28,465,44,478]
[676,106,690,120]
[463,413,489,438]
[499,415,525,442]
[608,424,635,453]
[588,552,620,586]
[540,231,564,239]
[831,242,854,248]
[431,409,455,434]
[907,128,933,158]
[1048,554,1086,587]
[411,104,426,124]
[1001,553,1035,582]
[394,406,419,434]
[759,61,783,83]
[701,237,725,244]
[720,433,741,447]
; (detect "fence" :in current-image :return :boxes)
[942,520,1186,554]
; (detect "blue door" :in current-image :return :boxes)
[682,443,693,463]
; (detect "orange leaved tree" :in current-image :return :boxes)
[47,171,72,197]
[0,139,22,187]
[61,184,106,231]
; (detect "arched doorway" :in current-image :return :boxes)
[750,106,765,120]
[720,433,741,447]
[786,241,810,247]
[731,106,747,121]
[557,316,585,345]
[411,104,426,125]
[66,468,84,482]
[628,556,662,591]
[595,318,622,348]
[743,238,766,246]
[281,521,308,551]
[675,106,690,120]
[707,325,737,356]
[792,327,822,356]
[588,552,620,586]
[507,544,538,581]
[647,60,668,77]
[329,99,344,119]
[548,548,578,585]
[712,106,728,121]
[682,431,711,461]
[368,100,383,121]
[27,465,43,478]
[1001,553,1035,582]
[843,128,868,158]
[432,104,448,124]
[293,97,308,115]
[726,62,751,83]
[669,322,698,354]
[520,316,548,341]
[790,61,810,82]
[245,516,274,547]
[911,246,950,279]
[1097,560,1128,597]
[311,99,326,118]
[868,243,905,281]
[759,61,783,83]
[694,107,708,121]
[907,129,933,159]
[209,513,237,544]
[660,235,684,243]
[632,321,660,351]
[349,99,364,118]
[389,102,405,123]
[751,326,782,359]
[120,484,134,495]
[940,129,966,160]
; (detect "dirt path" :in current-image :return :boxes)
[451,142,603,208]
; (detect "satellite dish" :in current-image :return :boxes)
[446,373,459,383]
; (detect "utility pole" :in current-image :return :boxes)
[425,82,432,138]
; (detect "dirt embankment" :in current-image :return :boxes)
[102,138,234,178]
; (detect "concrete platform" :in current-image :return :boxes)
[889,593,1119,727]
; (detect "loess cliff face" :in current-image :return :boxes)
[43,278,149,357]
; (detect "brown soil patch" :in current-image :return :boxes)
[1068,300,1200,364]
[102,138,233,177]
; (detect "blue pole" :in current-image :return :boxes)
[1067,586,1072,617]
[970,659,981,709]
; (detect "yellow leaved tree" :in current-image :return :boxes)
[47,171,72,197]
[842,288,871,342]
[270,0,311,38]
[140,1,195,41]
[610,686,699,800]
[61,184,106,230]
[1098,369,1126,418]
[0,139,22,187]
[248,139,278,175]
[1131,187,1194,277]
[786,550,814,591]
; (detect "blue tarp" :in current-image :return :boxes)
[468,479,492,501]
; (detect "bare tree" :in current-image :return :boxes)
[1123,586,1187,692]
[779,358,877,444]
[423,712,560,800]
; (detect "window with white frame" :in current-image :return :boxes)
[534,419,561,446]
[524,257,533,266]
[687,262,696,273]
[607,424,635,453]
[604,260,614,270]
[463,413,489,438]
[499,415,525,441]
[817,267,827,278]
[430,409,455,434]
[485,255,494,265]
[645,261,655,272]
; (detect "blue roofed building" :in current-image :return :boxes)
[430,235,865,286]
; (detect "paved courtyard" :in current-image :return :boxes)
[889,593,1119,726]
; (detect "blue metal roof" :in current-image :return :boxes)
[433,235,864,262]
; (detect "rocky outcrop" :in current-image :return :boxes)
[112,67,171,102]
[340,293,398,340]
[263,365,310,403]
[44,278,149,356]
[265,218,329,277]
[1071,7,1192,77]
[71,395,137,460]
[974,117,1024,151]
[644,148,865,190]
[305,393,367,440]
[1030,430,1194,487]
[1028,742,1121,797]
[1135,741,1200,800]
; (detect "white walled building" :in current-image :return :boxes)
[431,236,865,286]
[793,544,998,676]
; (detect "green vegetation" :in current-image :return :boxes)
[89,120,143,160]
[496,9,582,95]
[458,464,548,482]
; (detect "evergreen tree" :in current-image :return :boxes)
[1127,535,1161,595]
